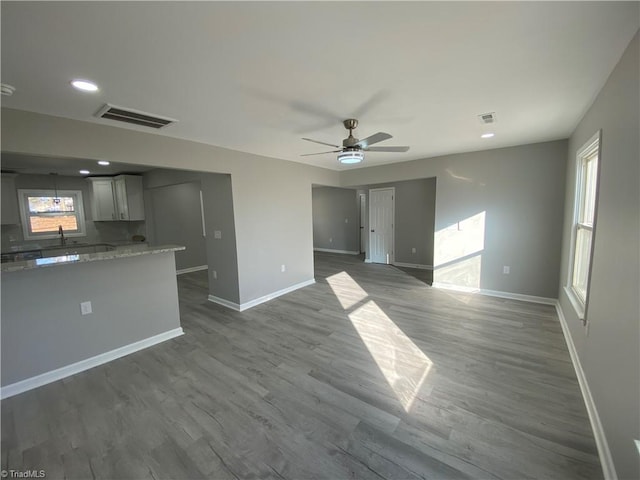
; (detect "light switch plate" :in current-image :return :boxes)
[80,301,92,315]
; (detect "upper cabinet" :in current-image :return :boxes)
[87,177,117,221]
[114,175,145,221]
[1,174,20,225]
[87,175,144,221]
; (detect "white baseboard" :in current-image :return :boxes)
[555,303,617,480]
[432,283,556,305]
[393,262,434,270]
[314,248,360,255]
[176,265,208,275]
[207,294,241,311]
[364,258,395,265]
[0,327,184,399]
[209,279,316,312]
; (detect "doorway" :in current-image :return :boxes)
[359,193,366,254]
[368,187,394,264]
[148,182,207,273]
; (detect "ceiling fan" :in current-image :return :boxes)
[301,119,409,164]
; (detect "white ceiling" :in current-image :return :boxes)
[1,2,638,172]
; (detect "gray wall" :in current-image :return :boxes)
[394,178,436,266]
[558,31,639,480]
[1,109,340,307]
[312,186,359,253]
[1,173,146,251]
[1,252,181,386]
[145,181,207,271]
[342,141,567,298]
[201,173,240,305]
[230,160,324,303]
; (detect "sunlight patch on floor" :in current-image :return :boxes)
[326,270,369,310]
[327,271,433,412]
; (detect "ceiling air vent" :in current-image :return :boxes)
[96,104,177,129]
[478,112,497,124]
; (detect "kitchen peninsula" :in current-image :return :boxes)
[1,244,185,398]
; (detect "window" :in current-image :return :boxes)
[18,189,86,240]
[566,131,600,320]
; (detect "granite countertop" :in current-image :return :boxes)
[1,244,185,273]
[1,241,143,255]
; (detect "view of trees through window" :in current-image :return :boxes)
[28,196,75,213]
[27,195,78,233]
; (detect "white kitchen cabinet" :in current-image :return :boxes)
[87,177,117,221]
[87,175,144,221]
[114,175,145,220]
[1,173,20,225]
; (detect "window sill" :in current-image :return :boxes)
[563,286,586,323]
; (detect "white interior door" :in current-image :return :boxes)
[369,188,394,264]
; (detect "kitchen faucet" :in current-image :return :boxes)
[58,225,66,246]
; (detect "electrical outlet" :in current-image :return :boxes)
[329,237,333,243]
[281,264,286,273]
[214,230,222,239]
[344,218,349,223]
[212,270,217,280]
[411,247,416,254]
[80,301,92,315]
[503,266,510,274]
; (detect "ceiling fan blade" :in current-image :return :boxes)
[302,138,341,149]
[356,132,392,148]
[364,146,410,153]
[300,150,342,157]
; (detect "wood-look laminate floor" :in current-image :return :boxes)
[1,252,602,479]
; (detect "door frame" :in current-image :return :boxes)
[359,193,367,254]
[368,187,395,264]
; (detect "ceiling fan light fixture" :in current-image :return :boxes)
[338,151,364,164]
[1,83,16,96]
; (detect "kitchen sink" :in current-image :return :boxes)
[1,242,146,262]
[41,243,116,257]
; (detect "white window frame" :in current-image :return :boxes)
[565,131,601,322]
[18,189,87,240]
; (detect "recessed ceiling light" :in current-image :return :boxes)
[71,79,99,92]
[97,160,110,166]
[481,133,495,139]
[79,169,90,175]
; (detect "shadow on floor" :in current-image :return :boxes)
[392,265,433,286]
